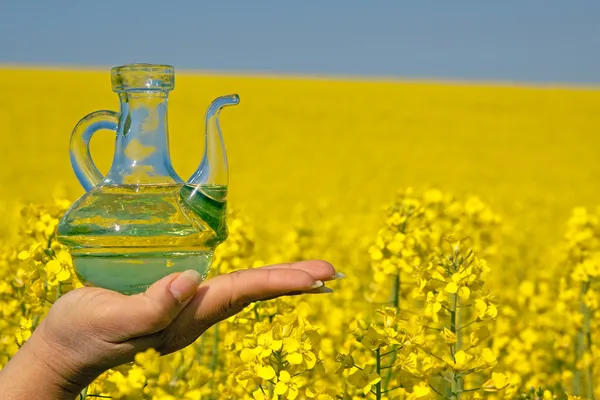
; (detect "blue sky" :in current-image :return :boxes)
[1,0,599,84]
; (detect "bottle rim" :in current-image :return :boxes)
[111,63,175,92]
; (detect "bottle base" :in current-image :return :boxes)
[72,251,213,294]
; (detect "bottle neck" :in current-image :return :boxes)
[106,91,181,185]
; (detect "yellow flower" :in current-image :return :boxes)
[370,246,384,261]
[15,317,33,345]
[584,288,599,311]
[407,383,432,400]
[283,337,317,369]
[253,388,268,400]
[377,306,399,327]
[457,286,470,300]
[274,370,304,400]
[134,348,161,376]
[480,348,497,365]
[234,363,259,388]
[424,189,444,204]
[469,326,490,347]
[441,328,457,344]
[46,250,72,284]
[483,372,509,391]
[443,350,473,371]
[17,243,43,261]
[154,392,177,400]
[335,353,355,374]
[258,366,276,381]
[474,299,498,320]
[424,292,443,323]
[583,256,600,277]
[360,326,386,351]
[398,352,420,376]
[305,384,336,400]
[256,330,283,359]
[107,365,147,395]
[445,281,459,294]
[570,264,588,282]
[348,365,381,395]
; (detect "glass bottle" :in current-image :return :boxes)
[56,63,239,294]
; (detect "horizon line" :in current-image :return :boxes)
[1,62,599,91]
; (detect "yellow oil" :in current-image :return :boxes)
[56,183,227,293]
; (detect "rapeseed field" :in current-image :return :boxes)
[1,67,600,399]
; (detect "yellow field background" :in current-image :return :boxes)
[2,68,599,237]
[2,67,600,399]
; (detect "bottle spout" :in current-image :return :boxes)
[183,93,240,195]
[180,94,238,242]
[207,94,240,119]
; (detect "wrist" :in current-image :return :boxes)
[0,323,91,399]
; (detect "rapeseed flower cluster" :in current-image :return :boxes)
[2,186,600,399]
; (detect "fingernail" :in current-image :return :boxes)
[170,270,203,303]
[331,272,346,280]
[309,280,324,289]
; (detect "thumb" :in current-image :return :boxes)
[116,269,204,339]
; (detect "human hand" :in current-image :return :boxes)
[0,260,339,399]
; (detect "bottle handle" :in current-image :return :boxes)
[69,110,119,192]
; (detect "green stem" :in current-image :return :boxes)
[581,281,595,400]
[209,323,219,397]
[254,303,260,321]
[270,350,285,397]
[574,281,588,396]
[429,384,444,397]
[450,292,460,400]
[574,332,584,396]
[381,347,400,357]
[383,273,400,390]
[461,387,483,393]
[455,298,464,393]
[392,272,400,309]
[198,334,206,363]
[381,385,405,394]
[276,350,284,373]
[207,264,222,400]
[456,320,477,332]
[376,347,382,400]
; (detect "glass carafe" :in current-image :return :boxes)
[56,63,239,294]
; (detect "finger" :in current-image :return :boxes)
[258,284,334,302]
[258,259,339,281]
[103,269,205,340]
[155,267,323,354]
